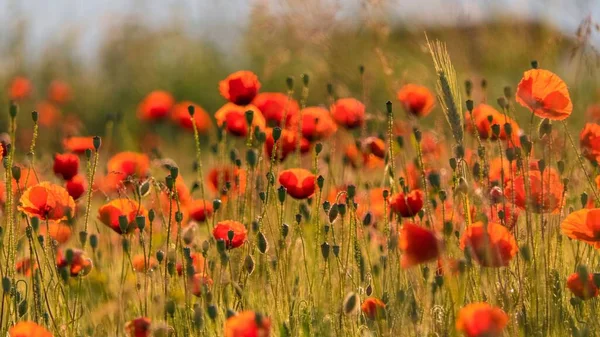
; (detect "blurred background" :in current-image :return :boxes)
[1,0,600,150]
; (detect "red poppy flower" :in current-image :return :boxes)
[389,190,424,218]
[504,169,563,213]
[53,153,79,180]
[219,70,261,105]
[18,182,76,221]
[278,168,316,199]
[224,311,271,337]
[170,101,212,133]
[265,128,304,161]
[213,220,248,249]
[456,302,509,337]
[361,297,386,320]
[469,104,520,145]
[580,123,600,163]
[16,258,38,277]
[206,166,247,197]
[331,98,365,129]
[253,92,299,127]
[561,208,600,248]
[125,317,151,337]
[107,152,150,180]
[189,273,214,297]
[9,321,53,337]
[215,103,266,137]
[300,107,338,140]
[63,136,95,154]
[189,199,213,222]
[396,84,435,117]
[362,137,386,159]
[98,198,148,234]
[65,174,86,200]
[567,272,599,300]
[137,90,174,121]
[343,143,384,170]
[56,248,93,277]
[516,68,573,120]
[47,80,73,105]
[420,131,446,159]
[460,222,518,267]
[399,223,441,268]
[39,221,72,245]
[36,101,62,128]
[132,255,159,273]
[8,76,32,101]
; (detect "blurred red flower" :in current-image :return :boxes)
[219,70,261,105]
[215,103,266,137]
[98,198,148,234]
[456,302,508,337]
[399,222,441,268]
[300,107,338,140]
[171,101,212,133]
[389,190,424,218]
[460,222,517,267]
[331,98,365,129]
[278,168,316,199]
[8,76,32,101]
[53,153,80,180]
[224,311,271,337]
[125,317,152,337]
[361,297,386,320]
[253,92,299,127]
[137,90,175,121]
[213,220,248,249]
[47,80,73,105]
[567,272,599,300]
[396,84,435,117]
[56,248,93,277]
[18,182,76,221]
[65,174,87,200]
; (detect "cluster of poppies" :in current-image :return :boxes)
[4,61,598,337]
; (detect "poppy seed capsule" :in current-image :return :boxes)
[557,160,565,174]
[386,101,392,115]
[277,186,286,204]
[156,250,165,263]
[281,223,289,238]
[497,97,507,110]
[302,73,309,86]
[92,136,101,151]
[317,175,324,189]
[212,199,221,211]
[286,77,294,91]
[11,166,20,182]
[246,149,257,167]
[321,242,330,260]
[31,110,38,122]
[315,143,323,155]
[89,234,98,249]
[343,292,359,315]
[333,245,341,257]
[465,100,474,112]
[465,80,473,97]
[258,232,268,254]
[118,215,129,234]
[413,128,422,142]
[581,193,589,208]
[491,124,501,138]
[9,102,17,118]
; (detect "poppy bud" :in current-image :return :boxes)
[244,110,254,126]
[31,110,39,122]
[259,191,266,202]
[333,245,341,257]
[244,255,255,275]
[581,192,589,208]
[302,73,309,86]
[343,292,359,315]
[413,128,422,142]
[169,166,179,180]
[347,185,356,199]
[118,215,129,234]
[272,127,282,142]
[92,136,101,151]
[285,76,294,91]
[295,213,302,224]
[465,80,473,97]
[122,237,130,253]
[89,234,98,250]
[465,99,473,112]
[167,261,175,276]
[10,168,23,188]
[491,124,501,138]
[277,186,286,204]
[557,160,565,174]
[258,232,268,254]
[504,86,512,99]
[207,304,218,320]
[362,213,372,226]
[165,300,176,317]
[315,143,323,155]
[443,221,453,237]
[281,223,289,238]
[246,149,257,167]
[338,203,346,216]
[59,267,69,283]
[165,175,174,191]
[322,201,331,212]
[386,101,392,115]
[481,78,487,89]
[531,60,538,69]
[497,97,507,110]
[505,147,515,162]
[538,159,546,172]
[449,158,457,171]
[519,245,531,262]
[79,231,88,246]
[156,250,165,263]
[213,199,221,211]
[316,175,324,190]
[503,122,513,136]
[9,102,17,118]
[438,190,447,202]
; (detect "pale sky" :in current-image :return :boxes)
[2,0,599,62]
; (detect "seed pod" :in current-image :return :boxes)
[156,250,165,263]
[165,300,176,317]
[281,223,289,238]
[79,231,88,246]
[136,215,146,231]
[11,166,20,182]
[343,292,359,315]
[317,175,324,189]
[207,304,217,320]
[258,232,268,254]
[93,136,101,151]
[362,212,372,226]
[333,245,340,257]
[213,199,221,211]
[321,242,330,260]
[315,143,323,155]
[244,255,255,275]
[148,209,155,223]
[277,186,286,204]
[89,234,98,249]
[328,204,339,223]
